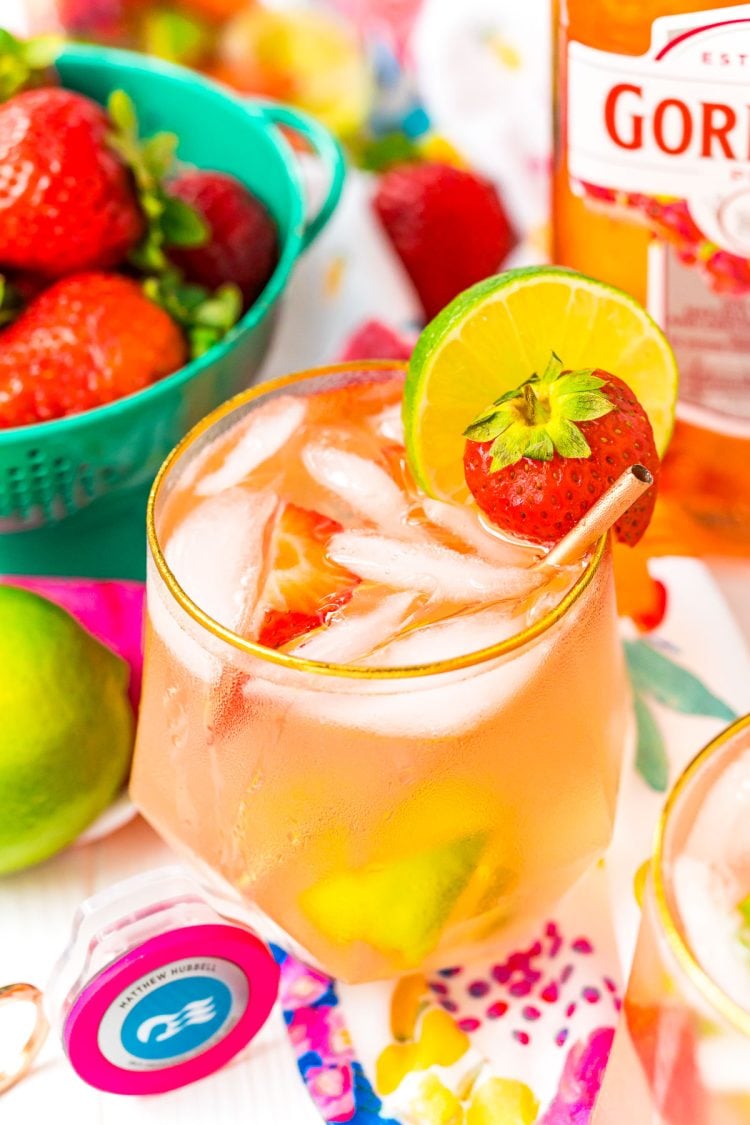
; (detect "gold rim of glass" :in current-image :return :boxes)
[652,711,750,1037]
[147,360,607,681]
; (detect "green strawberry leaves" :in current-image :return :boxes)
[545,415,592,458]
[625,639,738,792]
[106,90,241,356]
[0,274,24,328]
[161,194,207,248]
[106,89,208,274]
[464,351,614,471]
[552,372,614,421]
[143,272,242,359]
[107,87,138,137]
[0,30,62,102]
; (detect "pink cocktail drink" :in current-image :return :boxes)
[131,362,629,982]
[594,716,750,1124]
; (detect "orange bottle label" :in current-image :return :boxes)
[566,4,750,428]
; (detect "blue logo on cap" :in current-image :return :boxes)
[121,977,232,1062]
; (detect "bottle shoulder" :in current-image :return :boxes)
[559,0,745,55]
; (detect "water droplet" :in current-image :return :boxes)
[164,684,189,751]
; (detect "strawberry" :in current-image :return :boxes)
[373,161,516,320]
[54,0,133,40]
[463,353,659,547]
[255,504,359,650]
[0,272,186,428]
[166,170,278,309]
[613,545,668,632]
[0,87,145,277]
[337,318,414,362]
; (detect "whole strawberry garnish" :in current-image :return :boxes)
[463,353,659,547]
[373,161,516,320]
[0,273,186,428]
[166,170,279,309]
[0,87,145,277]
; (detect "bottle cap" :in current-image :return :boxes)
[63,921,278,1094]
[3,867,279,1096]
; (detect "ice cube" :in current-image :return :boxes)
[195,396,307,496]
[165,489,277,631]
[290,590,417,664]
[370,402,405,444]
[328,531,545,603]
[147,579,221,683]
[673,855,750,1012]
[246,628,550,738]
[684,751,750,870]
[422,498,541,566]
[361,604,524,668]
[302,443,410,535]
[698,1037,750,1093]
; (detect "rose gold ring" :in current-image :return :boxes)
[0,983,49,1095]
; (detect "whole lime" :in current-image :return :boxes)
[0,585,134,875]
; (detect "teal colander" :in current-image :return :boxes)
[0,45,345,580]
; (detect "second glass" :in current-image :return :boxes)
[130,362,630,983]
[594,714,750,1124]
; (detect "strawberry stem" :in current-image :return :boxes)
[464,351,615,470]
[105,90,208,274]
[522,382,536,420]
[520,382,551,425]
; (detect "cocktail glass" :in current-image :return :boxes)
[594,714,750,1124]
[130,361,630,983]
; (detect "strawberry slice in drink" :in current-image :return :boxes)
[204,503,359,742]
[255,504,361,650]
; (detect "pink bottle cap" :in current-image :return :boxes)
[62,922,279,1094]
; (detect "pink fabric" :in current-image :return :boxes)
[1,576,145,710]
